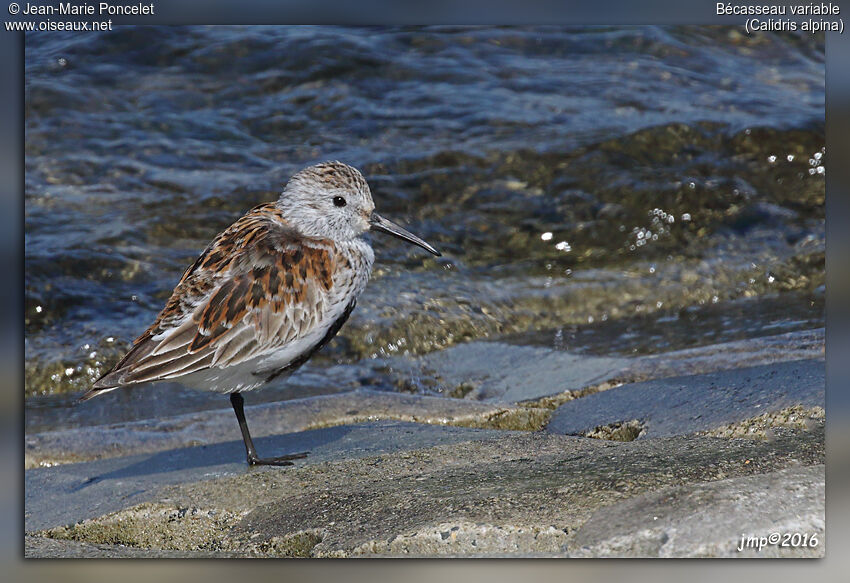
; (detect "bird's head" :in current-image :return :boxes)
[277,161,440,256]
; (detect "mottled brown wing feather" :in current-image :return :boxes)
[86,203,336,395]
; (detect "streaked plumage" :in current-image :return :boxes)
[81,161,440,466]
[86,202,372,394]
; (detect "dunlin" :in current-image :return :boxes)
[81,161,440,466]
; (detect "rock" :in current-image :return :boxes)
[30,421,824,557]
[626,328,824,380]
[26,328,823,468]
[571,465,824,557]
[25,535,241,558]
[391,341,629,402]
[24,334,826,558]
[547,359,824,438]
[26,389,551,468]
[25,421,512,534]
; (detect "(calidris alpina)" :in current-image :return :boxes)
[81,161,440,466]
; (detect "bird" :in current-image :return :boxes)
[80,161,440,466]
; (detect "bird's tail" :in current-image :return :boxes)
[78,385,120,402]
[79,368,126,402]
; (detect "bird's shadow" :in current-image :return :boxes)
[70,425,355,492]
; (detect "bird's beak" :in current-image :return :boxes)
[369,212,441,257]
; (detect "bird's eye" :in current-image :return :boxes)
[333,196,347,207]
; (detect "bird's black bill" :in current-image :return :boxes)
[370,212,441,256]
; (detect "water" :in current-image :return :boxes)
[24,26,824,431]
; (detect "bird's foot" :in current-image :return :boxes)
[246,451,309,467]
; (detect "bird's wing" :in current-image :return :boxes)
[85,203,338,395]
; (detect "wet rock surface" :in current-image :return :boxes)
[383,342,629,402]
[547,359,824,438]
[25,327,825,557]
[25,328,823,468]
[25,422,511,534]
[25,390,551,469]
[29,421,824,557]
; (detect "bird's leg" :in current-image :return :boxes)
[229,392,308,466]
